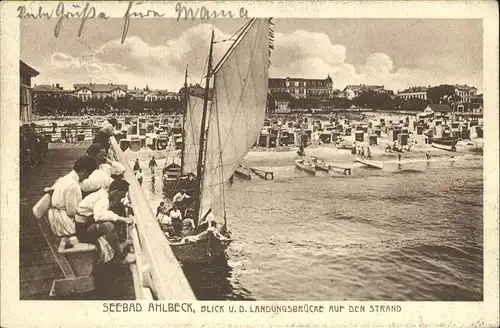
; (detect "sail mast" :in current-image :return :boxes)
[180,65,188,174]
[195,30,215,219]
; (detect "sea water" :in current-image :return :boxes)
[136,154,483,301]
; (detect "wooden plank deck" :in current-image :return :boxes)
[20,146,135,300]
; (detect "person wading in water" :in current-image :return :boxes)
[148,157,157,174]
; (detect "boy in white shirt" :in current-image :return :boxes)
[47,156,98,237]
[75,172,134,264]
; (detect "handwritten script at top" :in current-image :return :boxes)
[17,1,250,44]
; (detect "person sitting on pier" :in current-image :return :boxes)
[93,118,119,153]
[80,143,122,194]
[75,178,135,264]
[47,156,98,237]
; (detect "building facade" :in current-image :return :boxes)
[20,61,39,124]
[342,84,388,99]
[73,83,128,100]
[268,75,334,99]
[32,84,67,99]
[144,90,179,101]
[454,84,477,103]
[397,86,429,101]
[268,91,294,114]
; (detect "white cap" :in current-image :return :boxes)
[111,162,126,176]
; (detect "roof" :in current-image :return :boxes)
[20,60,39,77]
[74,83,128,92]
[165,162,181,169]
[179,84,213,99]
[454,84,477,91]
[398,86,429,94]
[32,84,63,92]
[268,78,287,88]
[269,76,333,87]
[343,84,384,92]
[427,103,453,112]
[270,91,294,101]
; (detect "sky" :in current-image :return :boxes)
[20,18,483,93]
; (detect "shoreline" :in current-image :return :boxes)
[243,142,483,167]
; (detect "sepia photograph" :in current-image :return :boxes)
[2,1,498,327]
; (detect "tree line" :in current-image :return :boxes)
[34,84,482,116]
[267,84,482,113]
[33,94,182,116]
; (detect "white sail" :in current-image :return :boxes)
[182,94,211,175]
[199,18,270,221]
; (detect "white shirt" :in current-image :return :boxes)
[169,209,182,221]
[77,188,120,222]
[51,170,82,218]
[173,192,190,203]
[135,171,143,180]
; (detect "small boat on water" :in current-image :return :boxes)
[431,137,458,152]
[295,158,316,174]
[162,162,182,184]
[234,163,251,180]
[310,156,330,172]
[355,157,384,169]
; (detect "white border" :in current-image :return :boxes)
[1,1,498,327]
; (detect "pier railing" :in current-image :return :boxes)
[109,136,195,300]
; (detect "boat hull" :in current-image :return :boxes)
[432,142,453,151]
[234,164,251,180]
[431,137,458,152]
[168,231,232,264]
[295,159,316,174]
[355,157,384,169]
[315,164,330,172]
[310,157,329,172]
[432,142,457,151]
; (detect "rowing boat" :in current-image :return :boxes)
[355,157,384,169]
[431,137,458,152]
[295,158,316,174]
[234,163,252,180]
[309,156,330,172]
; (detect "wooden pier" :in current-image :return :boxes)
[19,146,133,299]
[20,140,194,300]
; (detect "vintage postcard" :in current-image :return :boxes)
[1,0,498,327]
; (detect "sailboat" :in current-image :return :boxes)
[162,18,273,264]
